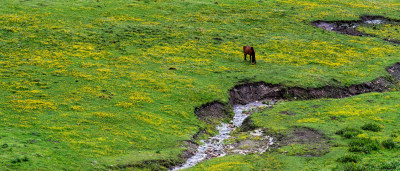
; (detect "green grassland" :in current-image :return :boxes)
[1,0,400,170]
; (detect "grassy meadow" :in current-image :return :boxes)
[1,0,400,170]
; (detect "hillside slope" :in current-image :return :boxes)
[1,0,400,170]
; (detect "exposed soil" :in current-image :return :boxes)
[279,127,329,145]
[172,101,273,170]
[229,82,281,105]
[313,19,365,36]
[312,15,400,43]
[180,140,200,160]
[225,134,274,155]
[194,101,232,123]
[234,73,396,139]
[283,77,393,99]
[239,117,257,132]
[386,62,400,81]
[229,76,393,105]
[174,62,400,169]
[226,126,330,157]
[228,60,398,106]
[277,127,331,156]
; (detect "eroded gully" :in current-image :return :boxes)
[171,15,400,170]
[171,100,276,170]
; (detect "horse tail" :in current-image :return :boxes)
[251,47,256,64]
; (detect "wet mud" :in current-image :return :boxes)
[312,15,400,43]
[386,62,400,81]
[180,140,200,161]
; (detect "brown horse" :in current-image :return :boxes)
[243,46,256,65]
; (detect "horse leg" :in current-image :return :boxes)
[244,53,247,61]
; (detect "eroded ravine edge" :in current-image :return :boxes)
[312,15,400,43]
[116,61,400,170]
[172,62,400,170]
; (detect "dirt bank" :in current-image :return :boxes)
[312,15,400,43]
[194,101,232,123]
[170,62,400,170]
[229,76,393,105]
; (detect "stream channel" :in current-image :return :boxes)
[172,99,276,170]
[169,15,400,171]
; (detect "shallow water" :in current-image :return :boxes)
[171,100,276,170]
[314,18,386,32]
[364,19,383,25]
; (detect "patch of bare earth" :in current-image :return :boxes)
[276,127,331,156]
[312,15,400,43]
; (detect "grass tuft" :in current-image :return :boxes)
[381,139,398,149]
[348,138,380,154]
[361,123,383,132]
[336,127,362,139]
[337,154,361,163]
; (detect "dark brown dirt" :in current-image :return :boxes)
[284,127,329,144]
[180,140,199,160]
[386,62,400,81]
[360,15,400,23]
[283,77,392,99]
[273,127,331,156]
[220,62,399,158]
[240,117,257,132]
[236,75,395,133]
[194,101,232,123]
[229,82,281,105]
[228,62,400,157]
[229,76,394,105]
[312,15,400,43]
[312,19,364,36]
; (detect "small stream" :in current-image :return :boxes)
[312,17,388,36]
[172,100,276,170]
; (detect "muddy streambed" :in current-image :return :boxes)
[163,61,400,171]
[172,100,276,170]
[312,15,400,41]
